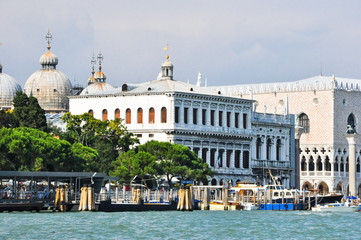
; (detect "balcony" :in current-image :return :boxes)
[252,159,291,169]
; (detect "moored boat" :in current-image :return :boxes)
[312,202,360,212]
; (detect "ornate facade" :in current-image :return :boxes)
[212,75,361,195]
[69,56,295,187]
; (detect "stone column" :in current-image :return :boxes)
[345,133,358,197]
[294,126,304,190]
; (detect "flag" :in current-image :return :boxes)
[163,46,168,51]
[217,152,221,168]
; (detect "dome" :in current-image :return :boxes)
[80,82,114,95]
[88,75,96,85]
[24,69,73,112]
[40,51,58,68]
[0,67,22,109]
[94,70,106,81]
[24,30,73,113]
[161,59,173,67]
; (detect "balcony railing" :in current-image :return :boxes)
[252,159,291,169]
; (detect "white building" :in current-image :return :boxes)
[212,75,361,195]
[69,56,295,186]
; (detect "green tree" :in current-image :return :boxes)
[12,92,47,132]
[61,112,138,173]
[112,140,214,188]
[0,127,99,171]
[111,150,157,187]
[0,110,16,128]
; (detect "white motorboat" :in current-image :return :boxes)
[243,202,257,211]
[312,202,360,212]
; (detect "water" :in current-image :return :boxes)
[0,211,360,239]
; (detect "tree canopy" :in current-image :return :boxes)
[111,140,214,188]
[61,112,138,173]
[12,91,48,132]
[0,127,98,171]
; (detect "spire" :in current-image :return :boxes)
[94,51,106,82]
[197,72,202,87]
[97,51,103,72]
[160,45,174,80]
[45,29,53,51]
[91,53,96,76]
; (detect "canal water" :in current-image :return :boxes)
[1,210,359,239]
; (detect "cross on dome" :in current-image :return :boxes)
[45,29,53,50]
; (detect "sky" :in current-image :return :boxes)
[1,0,361,88]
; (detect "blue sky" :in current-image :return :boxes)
[1,0,361,88]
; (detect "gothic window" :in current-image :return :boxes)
[325,156,331,171]
[149,108,155,124]
[256,138,262,160]
[340,157,344,172]
[193,108,198,124]
[299,113,310,133]
[301,156,307,171]
[126,108,131,124]
[88,109,94,116]
[114,108,120,119]
[243,151,249,169]
[266,138,272,160]
[357,158,360,173]
[346,157,349,172]
[102,109,108,121]
[161,107,167,123]
[316,156,322,171]
[309,156,315,171]
[276,139,282,161]
[347,113,356,130]
[184,107,188,124]
[334,157,339,172]
[234,150,240,168]
[137,108,143,124]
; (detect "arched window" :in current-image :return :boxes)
[276,139,282,161]
[325,156,331,171]
[299,113,310,133]
[346,157,349,172]
[243,151,249,169]
[211,179,217,186]
[316,156,322,171]
[347,113,356,129]
[357,158,360,173]
[126,109,131,124]
[234,150,240,168]
[114,108,120,119]
[88,109,94,116]
[340,157,344,172]
[309,156,314,171]
[256,138,262,160]
[266,138,272,160]
[149,108,155,124]
[161,107,167,123]
[301,156,307,171]
[334,157,339,172]
[102,109,108,121]
[137,108,143,124]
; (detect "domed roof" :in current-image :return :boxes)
[0,65,22,109]
[88,75,96,85]
[161,59,173,67]
[40,50,58,67]
[24,30,73,113]
[94,70,106,81]
[80,82,114,95]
